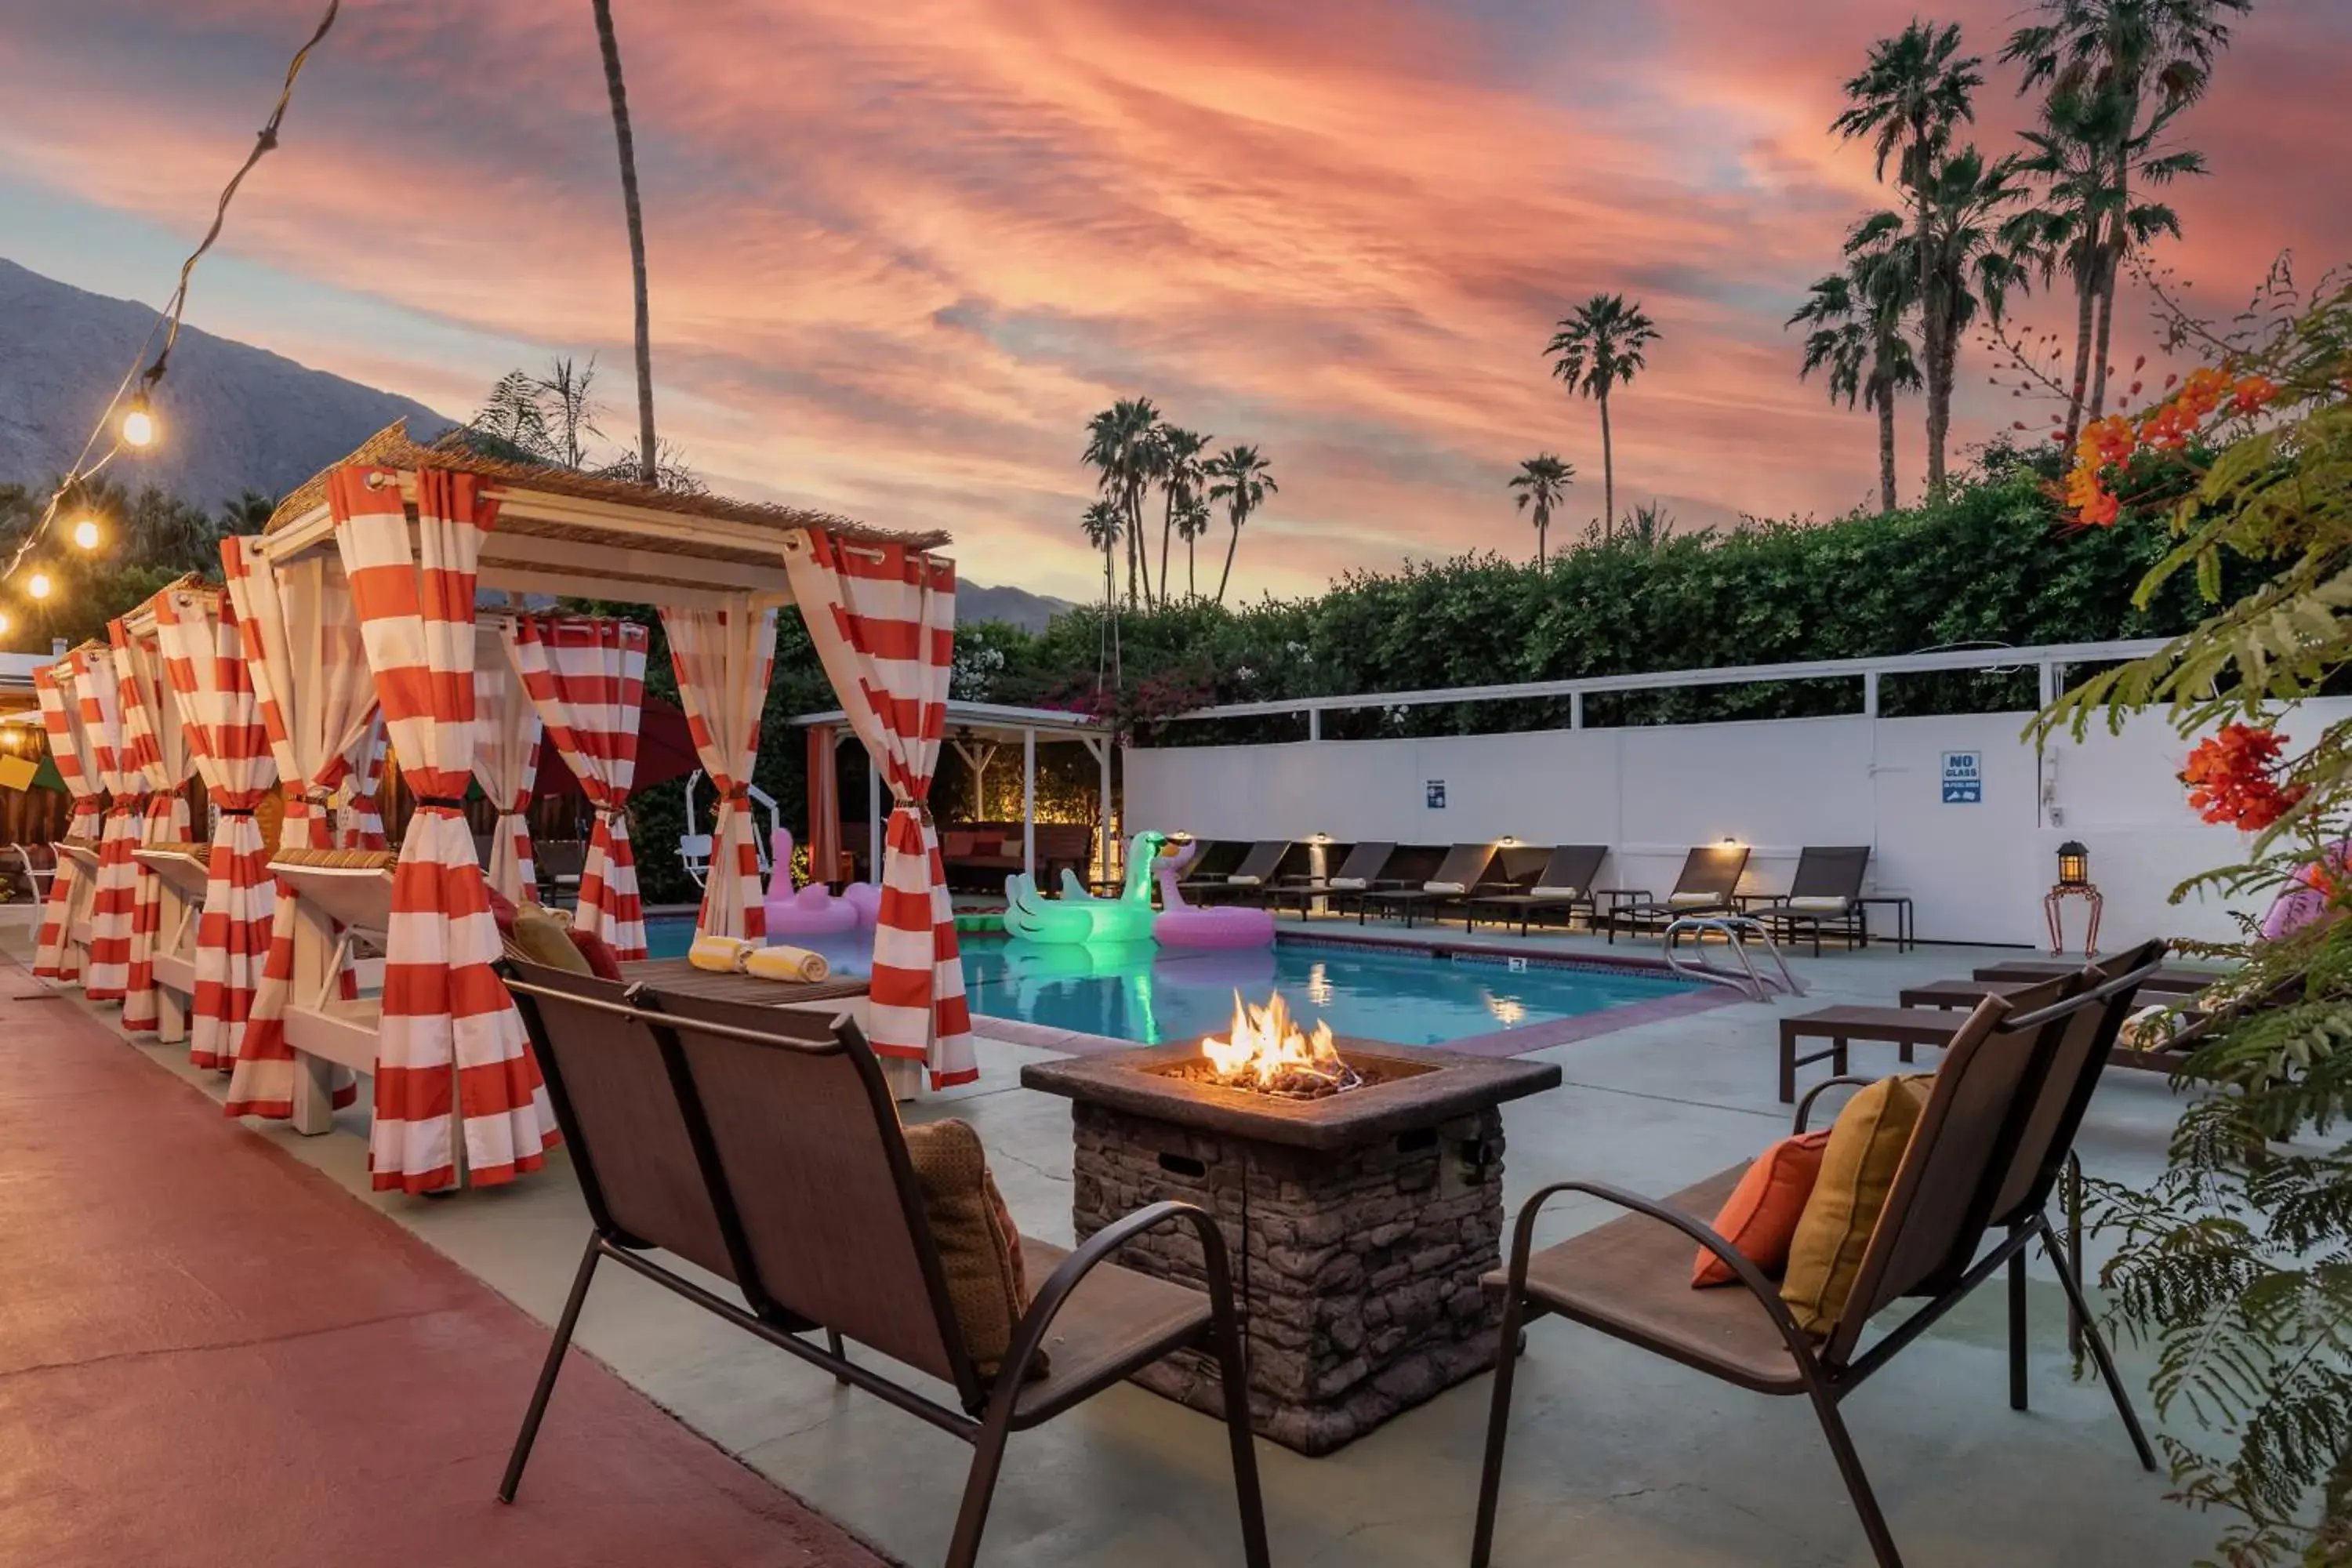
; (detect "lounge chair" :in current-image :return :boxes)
[1171,839,1238,892]
[1355,842,1499,928]
[1606,844,1751,943]
[1972,957,2218,996]
[1195,840,1294,906]
[1472,950,2164,1568]
[1435,844,1555,929]
[1268,840,1406,919]
[535,839,587,902]
[499,963,1271,1568]
[1777,973,2067,1104]
[1464,845,1615,936]
[1738,845,1871,956]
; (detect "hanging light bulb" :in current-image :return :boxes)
[71,518,100,551]
[0,611,12,636]
[27,572,52,601]
[122,392,156,448]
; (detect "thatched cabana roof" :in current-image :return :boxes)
[256,422,950,607]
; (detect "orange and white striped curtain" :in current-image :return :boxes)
[662,600,776,942]
[779,532,974,1088]
[154,583,278,1073]
[31,662,103,981]
[333,465,557,1194]
[505,615,647,956]
[108,617,194,1033]
[473,634,541,903]
[220,534,379,1121]
[336,715,388,850]
[77,644,143,1004]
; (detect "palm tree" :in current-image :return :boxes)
[2005,0,2239,419]
[1079,500,1123,612]
[1833,20,1983,501]
[1544,294,1658,540]
[1081,398,1160,610]
[1204,445,1277,606]
[590,0,658,486]
[1175,494,1212,601]
[1788,234,1921,514]
[1152,425,1210,611]
[1854,147,2034,499]
[1508,455,1575,567]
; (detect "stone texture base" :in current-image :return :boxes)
[1069,1099,1507,1455]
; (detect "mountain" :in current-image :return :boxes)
[0,257,455,509]
[960,582,1071,632]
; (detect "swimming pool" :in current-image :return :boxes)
[643,916,1703,1049]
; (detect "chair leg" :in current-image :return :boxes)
[2065,1152,2085,1366]
[944,1414,1014,1568]
[1469,1290,1533,1568]
[2008,1228,2029,1412]
[1806,1386,1905,1568]
[499,1233,601,1503]
[1209,1294,1273,1568]
[2037,1217,2158,1472]
[826,1328,850,1386]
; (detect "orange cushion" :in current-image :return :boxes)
[1693,1131,1831,1287]
[942,831,977,857]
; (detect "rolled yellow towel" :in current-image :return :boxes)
[688,934,755,973]
[744,944,830,984]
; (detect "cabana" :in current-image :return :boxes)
[794,699,1112,884]
[141,422,972,1195]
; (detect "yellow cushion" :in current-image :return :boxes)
[510,904,591,975]
[903,1119,1045,1383]
[1780,1075,1930,1336]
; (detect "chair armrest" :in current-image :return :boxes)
[988,1200,1238,1406]
[1501,1179,1815,1359]
[1793,1075,1878,1134]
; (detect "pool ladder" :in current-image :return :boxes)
[1660,916,1806,1003]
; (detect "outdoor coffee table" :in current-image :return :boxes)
[1777,1005,1969,1102]
[1897,978,2041,1010]
[1972,960,2216,996]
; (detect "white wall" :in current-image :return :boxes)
[1126,700,2352,946]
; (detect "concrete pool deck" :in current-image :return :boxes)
[6,910,2216,1566]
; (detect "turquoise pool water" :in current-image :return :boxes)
[644,916,1696,1047]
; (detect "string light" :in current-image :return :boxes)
[71,519,100,551]
[0,612,12,636]
[27,574,53,601]
[121,394,156,449]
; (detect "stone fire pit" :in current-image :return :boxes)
[1021,1038,1561,1455]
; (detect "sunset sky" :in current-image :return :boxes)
[2,0,2344,603]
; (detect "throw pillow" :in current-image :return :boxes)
[566,926,625,982]
[1693,1131,1831,1287]
[510,903,591,975]
[1780,1075,1931,1336]
[942,831,977,858]
[903,1118,1046,1382]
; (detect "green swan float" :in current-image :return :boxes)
[1003,830,1167,944]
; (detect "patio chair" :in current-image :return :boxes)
[1194,840,1294,906]
[3,842,54,904]
[1738,845,1871,956]
[1268,840,1405,919]
[1470,951,2165,1568]
[1434,844,1554,929]
[1463,845,1614,936]
[498,963,1270,1568]
[1355,842,1499,928]
[1605,844,1750,943]
[535,839,587,899]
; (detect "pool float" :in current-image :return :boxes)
[2261,838,2352,942]
[1004,831,1168,944]
[993,938,1157,1033]
[1152,837,1276,949]
[762,829,877,938]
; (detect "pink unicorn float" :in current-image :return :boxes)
[1152,837,1275,949]
[763,829,880,938]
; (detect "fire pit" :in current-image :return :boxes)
[1019,993,1562,1455]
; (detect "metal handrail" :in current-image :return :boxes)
[1661,916,1805,1002]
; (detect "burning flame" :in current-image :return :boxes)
[1201,989,1356,1094]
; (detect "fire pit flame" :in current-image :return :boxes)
[1200,990,1365,1099]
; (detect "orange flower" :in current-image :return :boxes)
[2176,365,2230,421]
[2231,374,2280,416]
[2140,402,2198,451]
[2078,414,2137,468]
[2063,462,2120,526]
[2181,724,2307,831]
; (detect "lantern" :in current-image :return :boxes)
[2056,840,2089,887]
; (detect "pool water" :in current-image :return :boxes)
[645,917,1694,1047]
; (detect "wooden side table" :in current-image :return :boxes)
[2044,882,2103,956]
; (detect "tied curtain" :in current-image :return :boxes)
[31,662,104,981]
[154,584,278,1072]
[472,631,541,903]
[337,716,388,850]
[108,619,194,1033]
[220,534,378,1121]
[779,531,975,1088]
[78,644,143,1004]
[506,615,647,957]
[333,465,557,1194]
[663,600,776,941]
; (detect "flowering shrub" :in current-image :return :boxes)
[2062,366,2283,528]
[2180,723,2307,831]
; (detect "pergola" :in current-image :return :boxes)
[36,422,978,1193]
[794,699,1111,880]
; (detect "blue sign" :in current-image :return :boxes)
[1426,780,1447,809]
[1941,751,1983,804]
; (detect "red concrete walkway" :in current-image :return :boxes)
[0,964,885,1568]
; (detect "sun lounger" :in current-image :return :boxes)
[1464,845,1619,935]
[1776,973,2069,1102]
[1193,840,1294,906]
[1432,844,1555,929]
[1268,841,1408,918]
[1474,950,2164,1568]
[1355,843,1500,928]
[1971,958,2218,996]
[499,963,1271,1568]
[1606,844,1750,942]
[1737,845,1871,956]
